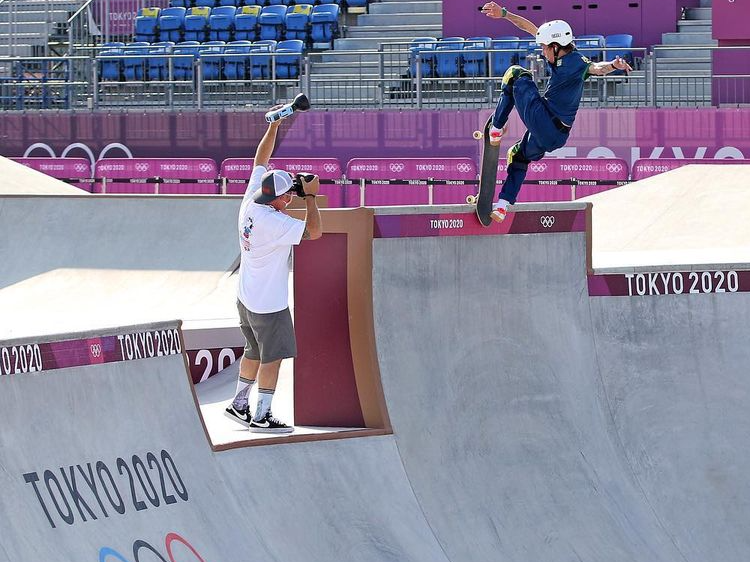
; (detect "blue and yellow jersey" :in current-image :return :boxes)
[542,49,592,126]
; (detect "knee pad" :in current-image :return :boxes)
[507,141,530,167]
[501,65,533,88]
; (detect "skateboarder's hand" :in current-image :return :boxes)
[300,174,320,197]
[481,2,504,18]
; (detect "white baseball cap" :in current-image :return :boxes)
[253,169,294,204]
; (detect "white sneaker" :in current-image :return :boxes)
[488,124,507,146]
[490,199,510,222]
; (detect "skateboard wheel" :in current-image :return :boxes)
[466,195,477,204]
[472,131,483,140]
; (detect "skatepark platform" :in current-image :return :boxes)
[1,164,749,560]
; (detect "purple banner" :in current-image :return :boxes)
[222,157,345,198]
[588,269,750,297]
[347,158,477,180]
[94,157,219,194]
[374,209,586,238]
[5,109,750,174]
[0,327,182,377]
[11,157,93,192]
[93,0,169,37]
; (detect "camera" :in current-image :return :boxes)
[291,173,316,197]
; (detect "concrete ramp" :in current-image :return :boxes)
[0,322,448,561]
[0,156,83,194]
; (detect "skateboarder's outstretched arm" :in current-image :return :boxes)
[587,57,633,75]
[480,2,538,36]
[254,105,284,167]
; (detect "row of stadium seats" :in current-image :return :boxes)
[409,34,634,79]
[169,0,360,8]
[135,4,339,46]
[98,40,303,81]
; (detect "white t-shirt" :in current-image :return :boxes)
[237,165,305,314]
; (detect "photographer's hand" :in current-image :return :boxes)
[300,175,322,240]
[254,104,284,167]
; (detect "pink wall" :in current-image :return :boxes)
[713,0,750,41]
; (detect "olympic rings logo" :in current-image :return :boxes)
[23,142,133,168]
[323,163,338,173]
[456,163,472,173]
[389,163,405,173]
[540,215,555,228]
[100,532,205,562]
[135,163,149,172]
[198,163,213,173]
[529,162,547,173]
[90,344,102,358]
[606,162,623,173]
[74,163,89,173]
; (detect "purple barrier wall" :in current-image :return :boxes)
[95,158,220,194]
[221,157,346,204]
[712,0,750,105]
[347,158,477,206]
[94,0,170,37]
[4,109,750,172]
[631,158,750,180]
[11,157,92,192]
[443,0,699,49]
[714,0,750,41]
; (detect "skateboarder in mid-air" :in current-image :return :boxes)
[480,2,632,222]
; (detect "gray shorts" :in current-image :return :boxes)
[237,300,297,363]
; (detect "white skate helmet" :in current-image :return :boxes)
[536,20,574,47]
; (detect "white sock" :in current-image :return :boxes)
[254,389,275,421]
[232,377,255,410]
[493,199,510,211]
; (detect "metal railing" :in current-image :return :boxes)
[0,55,90,109]
[2,44,750,111]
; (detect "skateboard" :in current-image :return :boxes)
[466,115,501,227]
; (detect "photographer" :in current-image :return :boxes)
[225,110,321,433]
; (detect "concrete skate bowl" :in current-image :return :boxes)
[1,164,749,561]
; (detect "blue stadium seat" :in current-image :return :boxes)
[184,6,211,42]
[223,41,253,79]
[158,7,186,42]
[315,0,340,4]
[209,6,236,41]
[234,5,261,41]
[250,40,276,78]
[171,0,189,7]
[199,41,226,79]
[576,34,605,61]
[267,0,293,5]
[310,4,339,48]
[462,36,491,77]
[218,0,240,5]
[490,36,519,76]
[275,39,304,78]
[435,37,464,78]
[173,41,201,79]
[98,44,124,82]
[134,7,160,43]
[408,37,436,78]
[147,41,175,80]
[239,0,259,4]
[285,4,313,43]
[194,0,217,7]
[346,0,367,12]
[122,42,150,81]
[259,5,286,41]
[605,33,634,74]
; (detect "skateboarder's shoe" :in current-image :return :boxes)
[490,200,509,223]
[501,65,533,88]
[225,403,253,427]
[488,124,507,146]
[249,411,294,433]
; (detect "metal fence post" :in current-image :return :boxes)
[303,56,311,95]
[650,50,658,107]
[378,46,384,109]
[92,60,99,109]
[416,53,422,110]
[196,59,203,110]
